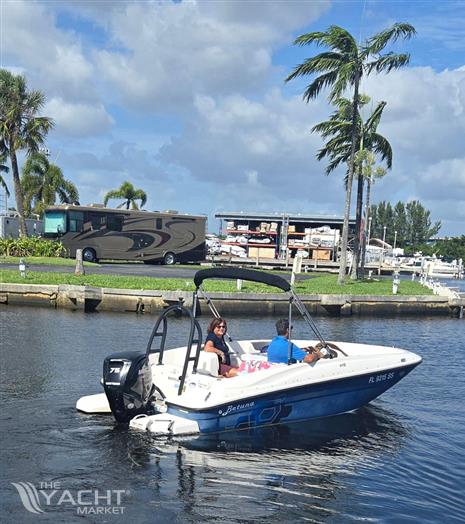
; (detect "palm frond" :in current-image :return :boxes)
[134,189,147,208]
[311,120,352,138]
[366,53,410,75]
[371,134,393,168]
[321,26,358,54]
[326,155,346,175]
[285,52,343,83]
[293,31,329,47]
[300,70,339,102]
[103,190,123,206]
[0,175,10,197]
[364,101,387,132]
[22,152,49,177]
[365,23,416,55]
[328,61,359,101]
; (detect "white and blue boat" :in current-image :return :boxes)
[76,268,422,435]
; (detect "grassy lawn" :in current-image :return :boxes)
[0,268,432,295]
[0,256,98,267]
[0,256,208,269]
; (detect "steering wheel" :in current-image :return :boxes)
[315,341,347,358]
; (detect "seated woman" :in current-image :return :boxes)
[204,318,238,378]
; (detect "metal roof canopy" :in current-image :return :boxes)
[45,204,206,219]
[215,211,355,226]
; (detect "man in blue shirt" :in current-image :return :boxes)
[267,319,322,364]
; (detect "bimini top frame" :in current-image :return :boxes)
[192,268,327,358]
[193,267,291,292]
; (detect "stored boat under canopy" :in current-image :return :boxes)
[77,268,422,436]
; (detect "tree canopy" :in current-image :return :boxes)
[21,152,79,217]
[312,95,392,278]
[370,200,441,248]
[0,69,54,235]
[285,23,415,283]
[103,181,147,210]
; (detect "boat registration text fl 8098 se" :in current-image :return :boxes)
[76,268,422,436]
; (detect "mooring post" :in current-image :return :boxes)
[75,249,85,276]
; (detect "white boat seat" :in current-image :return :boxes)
[195,352,220,377]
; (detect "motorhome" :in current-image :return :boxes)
[43,204,206,264]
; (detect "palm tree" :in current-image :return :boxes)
[103,181,147,210]
[358,151,386,275]
[0,151,10,197]
[312,96,392,279]
[286,23,415,283]
[21,152,79,217]
[0,69,54,235]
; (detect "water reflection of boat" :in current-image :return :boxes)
[113,405,410,523]
[178,404,409,454]
[77,268,422,436]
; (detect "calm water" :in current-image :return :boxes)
[0,306,464,523]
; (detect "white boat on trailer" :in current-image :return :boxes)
[76,268,422,436]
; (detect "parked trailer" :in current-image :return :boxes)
[43,205,206,264]
[0,215,43,238]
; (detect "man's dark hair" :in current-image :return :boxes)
[275,318,289,336]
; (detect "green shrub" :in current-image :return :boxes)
[0,237,66,257]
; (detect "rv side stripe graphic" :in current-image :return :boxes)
[11,482,44,514]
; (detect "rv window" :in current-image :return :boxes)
[107,215,123,231]
[90,213,105,230]
[156,218,162,229]
[69,211,84,232]
[44,211,67,234]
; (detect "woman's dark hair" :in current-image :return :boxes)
[208,317,227,333]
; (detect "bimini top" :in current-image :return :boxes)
[193,267,291,292]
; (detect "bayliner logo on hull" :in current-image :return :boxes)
[219,401,255,417]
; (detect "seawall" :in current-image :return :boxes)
[1,283,463,317]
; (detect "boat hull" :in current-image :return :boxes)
[165,362,419,433]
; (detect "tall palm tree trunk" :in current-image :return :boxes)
[10,149,28,236]
[360,176,372,275]
[350,166,364,280]
[338,73,360,284]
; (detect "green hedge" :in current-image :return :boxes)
[0,237,66,257]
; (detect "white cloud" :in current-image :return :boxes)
[159,89,343,214]
[45,98,114,137]
[93,0,328,111]
[2,1,95,101]
[2,0,464,235]
[360,65,465,230]
[421,158,465,200]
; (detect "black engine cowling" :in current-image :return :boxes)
[102,351,153,423]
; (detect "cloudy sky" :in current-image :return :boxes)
[1,0,464,235]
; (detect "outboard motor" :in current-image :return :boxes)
[102,351,153,423]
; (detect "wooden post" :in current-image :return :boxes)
[75,249,85,276]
